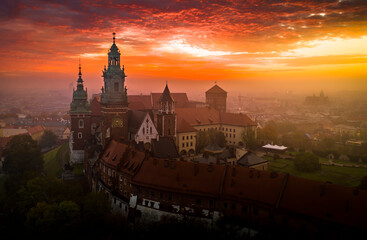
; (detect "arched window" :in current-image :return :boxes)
[79,119,84,128]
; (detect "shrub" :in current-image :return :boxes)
[294,152,320,172]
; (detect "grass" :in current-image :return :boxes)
[43,142,69,178]
[72,164,84,176]
[268,157,367,188]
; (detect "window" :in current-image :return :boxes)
[182,136,185,140]
[79,119,84,128]
[230,129,232,132]
[190,142,193,146]
[234,129,236,133]
[143,127,145,135]
[190,136,193,139]
[186,142,189,147]
[78,132,82,139]
[229,134,232,137]
[182,143,185,147]
[114,82,119,91]
[150,127,152,134]
[186,136,189,140]
[233,134,236,138]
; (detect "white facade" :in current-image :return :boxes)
[134,113,159,144]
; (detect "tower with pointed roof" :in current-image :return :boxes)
[206,84,227,112]
[157,83,176,137]
[69,64,92,164]
[100,33,129,146]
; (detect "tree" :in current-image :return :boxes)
[208,129,226,148]
[294,152,320,172]
[39,130,58,149]
[2,134,43,174]
[241,128,258,151]
[196,131,210,153]
[257,121,278,144]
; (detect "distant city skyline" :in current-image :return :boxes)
[0,0,366,93]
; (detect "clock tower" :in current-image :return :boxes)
[100,33,129,146]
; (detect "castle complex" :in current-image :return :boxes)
[70,34,367,237]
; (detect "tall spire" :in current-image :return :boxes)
[113,32,116,44]
[77,60,83,87]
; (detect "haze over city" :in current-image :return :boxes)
[0,0,366,96]
[1,1,367,239]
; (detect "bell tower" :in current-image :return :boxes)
[100,33,129,146]
[157,83,176,138]
[69,63,91,164]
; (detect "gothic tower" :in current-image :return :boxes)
[157,83,176,137]
[206,84,227,112]
[69,64,91,164]
[100,33,129,146]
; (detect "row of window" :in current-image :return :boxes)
[142,127,152,135]
[182,142,193,148]
[182,135,194,140]
[225,133,236,139]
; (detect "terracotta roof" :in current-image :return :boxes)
[278,175,367,230]
[175,107,220,126]
[133,159,226,197]
[26,125,45,135]
[151,137,179,158]
[206,84,227,94]
[101,140,129,167]
[152,93,188,109]
[101,140,146,174]
[177,117,197,133]
[219,112,256,127]
[128,95,152,110]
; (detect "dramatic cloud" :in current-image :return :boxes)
[0,0,366,93]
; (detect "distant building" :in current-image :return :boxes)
[304,90,329,105]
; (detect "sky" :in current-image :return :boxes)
[0,0,366,97]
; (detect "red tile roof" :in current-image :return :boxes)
[175,107,255,127]
[278,175,367,229]
[101,140,146,174]
[175,107,220,126]
[128,95,152,110]
[219,112,256,126]
[133,159,225,197]
[152,93,188,109]
[177,117,197,133]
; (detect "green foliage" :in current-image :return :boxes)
[257,121,278,143]
[39,130,58,149]
[196,129,226,153]
[241,128,258,150]
[43,142,68,177]
[294,152,320,172]
[2,134,43,174]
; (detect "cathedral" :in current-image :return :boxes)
[69,33,180,164]
[69,33,257,164]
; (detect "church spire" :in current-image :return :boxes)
[77,62,83,85]
[113,32,115,44]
